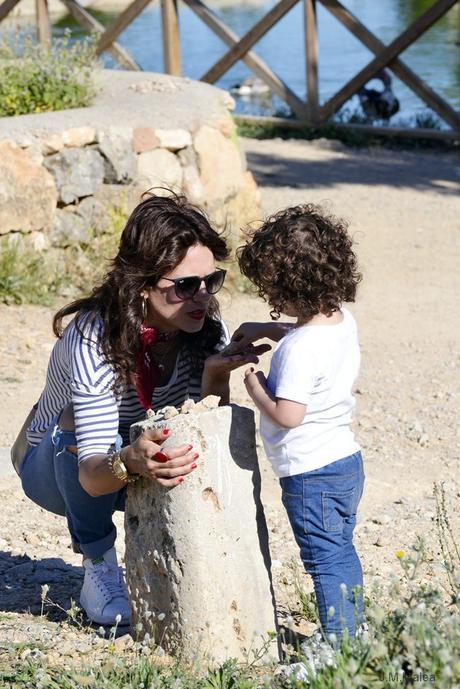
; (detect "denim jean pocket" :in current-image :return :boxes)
[281,489,304,536]
[322,486,358,532]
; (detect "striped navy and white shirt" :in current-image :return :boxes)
[27,314,229,463]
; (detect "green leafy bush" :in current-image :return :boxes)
[0,32,97,117]
[0,206,126,305]
[0,238,65,305]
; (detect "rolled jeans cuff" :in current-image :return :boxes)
[75,525,117,560]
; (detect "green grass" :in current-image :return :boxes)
[235,108,456,151]
[0,31,97,117]
[0,239,66,306]
[0,206,127,306]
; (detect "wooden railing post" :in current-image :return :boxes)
[304,0,319,123]
[161,0,181,76]
[36,0,51,45]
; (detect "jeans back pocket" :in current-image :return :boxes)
[322,487,358,532]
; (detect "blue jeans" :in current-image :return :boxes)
[20,419,126,559]
[280,451,365,638]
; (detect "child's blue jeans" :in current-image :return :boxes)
[280,451,365,638]
[20,419,126,560]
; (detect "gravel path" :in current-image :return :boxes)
[1,137,459,660]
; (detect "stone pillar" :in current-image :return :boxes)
[125,403,279,666]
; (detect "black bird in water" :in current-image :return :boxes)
[358,69,400,121]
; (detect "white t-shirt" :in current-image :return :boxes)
[260,308,361,478]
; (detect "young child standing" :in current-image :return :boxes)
[235,204,364,640]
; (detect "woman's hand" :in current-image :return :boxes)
[201,343,271,405]
[205,342,271,377]
[124,428,198,488]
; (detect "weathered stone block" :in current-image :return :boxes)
[182,165,205,205]
[40,133,65,155]
[210,171,261,243]
[44,148,105,205]
[133,127,160,153]
[177,145,198,168]
[51,208,93,247]
[76,185,128,235]
[0,141,57,234]
[154,128,192,151]
[194,126,243,204]
[213,116,237,139]
[126,403,278,666]
[62,127,96,148]
[136,149,183,193]
[97,126,136,183]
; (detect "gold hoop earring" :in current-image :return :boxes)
[141,298,148,322]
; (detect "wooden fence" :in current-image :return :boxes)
[1,0,458,138]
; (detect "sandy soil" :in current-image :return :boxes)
[0,137,459,661]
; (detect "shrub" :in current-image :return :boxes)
[0,31,97,117]
[0,238,65,305]
[0,206,126,305]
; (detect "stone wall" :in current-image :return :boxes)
[0,70,260,253]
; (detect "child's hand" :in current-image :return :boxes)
[244,367,266,396]
[244,366,256,382]
[232,321,292,349]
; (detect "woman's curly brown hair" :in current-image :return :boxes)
[237,204,361,321]
[53,192,229,394]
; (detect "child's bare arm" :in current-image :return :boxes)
[244,368,306,429]
[231,322,293,350]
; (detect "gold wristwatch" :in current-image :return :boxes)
[107,449,139,484]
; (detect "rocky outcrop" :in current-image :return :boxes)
[44,148,105,205]
[0,141,57,235]
[125,401,278,666]
[0,70,261,252]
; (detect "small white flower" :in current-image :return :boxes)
[115,614,122,624]
[157,612,166,621]
[339,583,348,595]
[327,606,335,618]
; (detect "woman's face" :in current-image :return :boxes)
[141,243,218,333]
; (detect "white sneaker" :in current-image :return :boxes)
[80,547,131,626]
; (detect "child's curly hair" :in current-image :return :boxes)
[237,204,362,321]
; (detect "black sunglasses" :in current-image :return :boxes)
[161,268,226,301]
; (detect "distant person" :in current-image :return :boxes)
[233,204,364,643]
[11,192,266,626]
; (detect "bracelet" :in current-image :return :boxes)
[107,448,140,484]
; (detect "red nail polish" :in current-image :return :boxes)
[178,477,185,483]
[191,463,197,469]
[154,451,168,463]
[193,452,199,459]
[162,428,170,436]
[187,444,193,451]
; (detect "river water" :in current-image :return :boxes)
[21,0,460,124]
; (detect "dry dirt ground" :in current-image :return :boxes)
[0,137,459,663]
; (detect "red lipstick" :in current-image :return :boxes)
[187,309,205,320]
